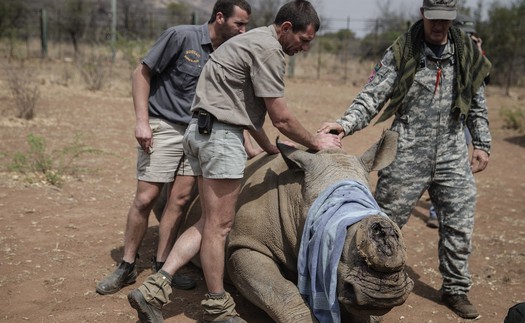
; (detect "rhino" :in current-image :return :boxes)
[159,130,414,322]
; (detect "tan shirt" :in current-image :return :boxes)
[191,25,286,130]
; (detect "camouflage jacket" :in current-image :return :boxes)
[336,40,491,154]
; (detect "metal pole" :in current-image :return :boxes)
[287,56,295,78]
[40,8,48,59]
[111,0,117,61]
[57,9,62,59]
[317,37,322,80]
[192,12,197,25]
[344,16,350,83]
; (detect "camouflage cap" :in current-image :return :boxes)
[422,0,457,20]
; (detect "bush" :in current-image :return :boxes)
[8,133,103,187]
[5,68,40,120]
[500,106,525,133]
[77,53,111,91]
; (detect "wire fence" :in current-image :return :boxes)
[1,4,524,86]
[0,7,394,84]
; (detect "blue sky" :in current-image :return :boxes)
[317,0,501,37]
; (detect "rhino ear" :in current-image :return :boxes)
[360,130,398,172]
[276,138,314,171]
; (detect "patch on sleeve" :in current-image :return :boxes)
[367,62,382,84]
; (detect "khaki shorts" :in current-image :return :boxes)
[183,118,246,179]
[136,118,194,182]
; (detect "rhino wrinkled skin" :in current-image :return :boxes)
[173,130,413,323]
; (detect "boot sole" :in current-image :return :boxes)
[127,289,163,323]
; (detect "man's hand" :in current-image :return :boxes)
[471,34,483,52]
[471,149,489,173]
[313,132,342,151]
[317,122,345,140]
[135,121,153,153]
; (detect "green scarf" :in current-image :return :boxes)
[376,19,492,124]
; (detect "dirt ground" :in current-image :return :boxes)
[0,60,524,323]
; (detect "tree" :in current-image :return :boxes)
[0,0,27,38]
[481,0,525,92]
[57,0,90,54]
[249,0,283,28]
[319,29,356,54]
[167,3,192,25]
[0,0,29,59]
[359,1,416,60]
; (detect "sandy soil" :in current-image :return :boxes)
[0,60,524,323]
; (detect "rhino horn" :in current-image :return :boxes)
[359,130,398,172]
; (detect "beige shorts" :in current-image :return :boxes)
[183,118,246,179]
[136,118,194,182]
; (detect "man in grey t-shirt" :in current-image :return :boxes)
[96,0,251,298]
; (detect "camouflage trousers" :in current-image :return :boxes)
[375,129,476,295]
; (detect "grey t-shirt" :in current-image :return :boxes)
[191,25,286,130]
[143,23,212,125]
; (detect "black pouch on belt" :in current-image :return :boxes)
[197,110,214,134]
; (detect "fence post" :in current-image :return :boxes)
[111,0,117,62]
[317,37,322,80]
[192,12,197,25]
[57,9,62,59]
[344,16,350,83]
[287,56,295,78]
[40,8,48,59]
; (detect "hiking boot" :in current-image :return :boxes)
[426,205,438,229]
[128,289,164,323]
[152,256,196,290]
[201,291,244,322]
[442,293,480,319]
[426,216,438,228]
[171,273,196,290]
[96,261,137,295]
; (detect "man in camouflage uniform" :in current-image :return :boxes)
[318,0,491,319]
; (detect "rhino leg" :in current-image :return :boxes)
[227,248,317,323]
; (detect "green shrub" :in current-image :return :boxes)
[500,106,525,133]
[8,133,103,187]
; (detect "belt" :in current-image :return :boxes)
[193,109,215,119]
[192,109,205,118]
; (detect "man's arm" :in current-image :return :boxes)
[264,97,341,151]
[132,63,153,153]
[467,85,491,173]
[243,130,267,158]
